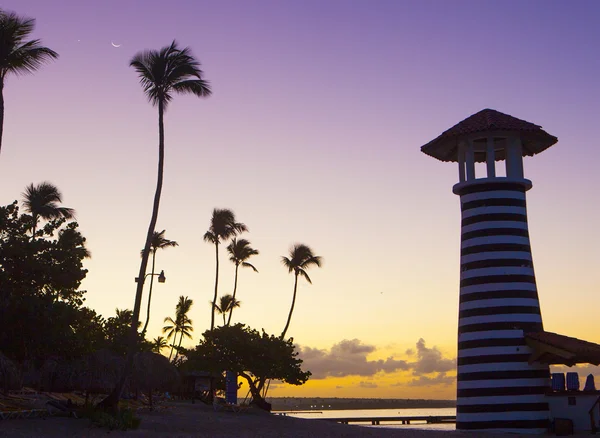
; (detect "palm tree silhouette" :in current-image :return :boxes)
[280,244,322,339]
[0,10,58,155]
[174,296,193,360]
[99,42,210,408]
[162,315,178,361]
[163,295,194,361]
[226,238,258,326]
[213,294,241,327]
[152,336,168,354]
[141,230,178,335]
[203,209,247,330]
[22,182,75,238]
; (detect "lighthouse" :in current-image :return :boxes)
[421,109,558,433]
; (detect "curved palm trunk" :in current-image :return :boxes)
[0,82,4,156]
[141,251,157,335]
[99,100,166,410]
[31,213,38,240]
[280,272,299,339]
[175,329,186,361]
[210,242,219,330]
[168,332,178,361]
[226,264,239,326]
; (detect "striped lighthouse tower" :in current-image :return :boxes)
[421,109,558,433]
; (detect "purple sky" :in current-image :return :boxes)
[1,0,599,398]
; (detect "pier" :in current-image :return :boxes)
[318,415,456,426]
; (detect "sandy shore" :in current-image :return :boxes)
[0,402,592,437]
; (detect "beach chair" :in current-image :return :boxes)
[566,372,580,391]
[584,374,596,391]
[551,372,565,391]
[213,397,249,413]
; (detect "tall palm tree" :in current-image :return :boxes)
[280,244,322,339]
[163,296,194,361]
[0,10,58,155]
[141,230,178,335]
[162,316,178,361]
[100,42,210,409]
[203,209,247,330]
[213,294,241,327]
[226,238,258,325]
[22,182,75,237]
[174,296,193,360]
[151,336,167,354]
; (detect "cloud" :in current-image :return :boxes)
[407,372,455,387]
[335,386,344,389]
[359,381,378,388]
[298,339,410,379]
[411,339,455,375]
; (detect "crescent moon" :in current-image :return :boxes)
[111,42,122,48]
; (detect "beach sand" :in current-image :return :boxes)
[0,402,592,437]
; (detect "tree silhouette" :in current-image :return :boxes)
[21,182,74,238]
[152,336,168,354]
[280,244,322,339]
[203,209,247,330]
[226,238,258,325]
[100,40,210,410]
[141,230,178,335]
[163,295,194,361]
[0,10,58,155]
[213,294,241,327]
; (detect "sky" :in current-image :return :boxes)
[1,0,599,400]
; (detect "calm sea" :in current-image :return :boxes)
[283,407,456,431]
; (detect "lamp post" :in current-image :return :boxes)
[135,270,166,284]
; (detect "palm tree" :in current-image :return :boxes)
[100,42,210,409]
[163,296,194,361]
[174,296,193,360]
[280,244,322,339]
[0,10,58,155]
[22,182,75,237]
[213,294,241,327]
[226,238,258,325]
[162,316,178,361]
[203,209,247,330]
[141,230,178,335]
[151,336,168,354]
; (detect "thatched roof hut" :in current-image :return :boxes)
[0,352,21,392]
[131,351,179,393]
[75,349,124,394]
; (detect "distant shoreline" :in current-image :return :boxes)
[268,397,456,411]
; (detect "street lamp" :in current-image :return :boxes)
[135,270,166,283]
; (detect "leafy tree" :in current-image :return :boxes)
[140,230,178,335]
[0,10,58,155]
[22,182,75,238]
[0,201,94,361]
[187,324,311,411]
[204,209,247,330]
[213,294,241,327]
[280,244,322,339]
[0,201,87,305]
[100,41,210,410]
[104,309,143,356]
[226,238,258,325]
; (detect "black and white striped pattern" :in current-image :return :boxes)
[455,181,550,432]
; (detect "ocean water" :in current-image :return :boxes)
[283,407,456,431]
